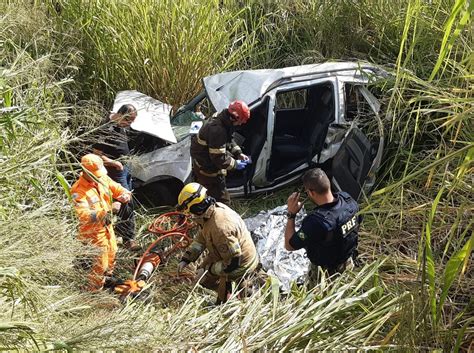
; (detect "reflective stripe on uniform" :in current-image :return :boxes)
[194,160,227,177]
[228,241,242,257]
[196,134,207,146]
[209,147,226,154]
[226,158,236,171]
[210,261,225,276]
[231,146,241,155]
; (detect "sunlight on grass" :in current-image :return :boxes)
[1,0,472,350]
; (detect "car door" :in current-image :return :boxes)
[266,78,337,183]
[332,84,384,201]
[332,128,373,200]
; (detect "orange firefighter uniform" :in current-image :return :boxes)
[71,154,131,291]
[182,202,259,293]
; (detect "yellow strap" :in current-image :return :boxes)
[225,158,236,171]
[196,134,207,146]
[209,147,226,154]
[231,146,241,154]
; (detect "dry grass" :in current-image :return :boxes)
[1,0,472,350]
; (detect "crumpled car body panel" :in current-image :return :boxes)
[117,61,387,202]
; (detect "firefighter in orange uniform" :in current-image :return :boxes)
[70,154,131,291]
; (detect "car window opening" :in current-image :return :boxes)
[268,82,335,181]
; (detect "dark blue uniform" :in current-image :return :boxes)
[289,192,359,270]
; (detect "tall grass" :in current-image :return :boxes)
[1,0,473,350]
[357,0,473,347]
[54,0,256,107]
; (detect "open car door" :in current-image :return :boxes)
[332,128,373,201]
[333,81,384,201]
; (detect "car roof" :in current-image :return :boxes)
[203,61,384,112]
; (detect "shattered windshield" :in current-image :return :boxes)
[171,94,215,142]
[171,110,205,142]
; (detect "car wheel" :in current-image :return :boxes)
[135,179,182,207]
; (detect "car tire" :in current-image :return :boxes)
[135,179,182,207]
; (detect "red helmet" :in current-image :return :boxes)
[228,100,250,124]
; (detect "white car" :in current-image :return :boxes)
[113,61,386,205]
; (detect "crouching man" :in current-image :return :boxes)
[70,154,131,291]
[284,168,360,287]
[176,182,259,303]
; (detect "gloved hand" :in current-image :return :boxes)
[177,261,188,273]
[236,160,248,170]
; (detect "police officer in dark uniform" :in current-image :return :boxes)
[190,100,251,204]
[284,168,359,286]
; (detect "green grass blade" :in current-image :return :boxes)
[425,186,444,325]
[437,233,473,325]
[55,171,72,202]
[429,0,474,80]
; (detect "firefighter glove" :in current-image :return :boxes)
[236,160,248,170]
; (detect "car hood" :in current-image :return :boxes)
[203,62,370,111]
[129,137,191,183]
[113,90,177,144]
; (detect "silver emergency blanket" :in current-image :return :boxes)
[244,205,310,291]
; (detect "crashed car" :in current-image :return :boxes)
[114,62,386,205]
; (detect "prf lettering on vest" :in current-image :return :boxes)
[341,216,357,236]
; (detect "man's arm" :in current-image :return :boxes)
[229,139,242,158]
[181,232,206,264]
[284,218,296,251]
[229,137,250,161]
[285,192,304,251]
[208,234,242,276]
[106,176,131,203]
[92,148,123,171]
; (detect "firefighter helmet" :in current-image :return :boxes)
[228,100,250,124]
[177,183,207,213]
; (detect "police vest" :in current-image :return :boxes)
[306,192,359,268]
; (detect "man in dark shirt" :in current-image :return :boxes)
[284,168,360,287]
[92,104,140,251]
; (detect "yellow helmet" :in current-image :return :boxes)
[177,182,207,213]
